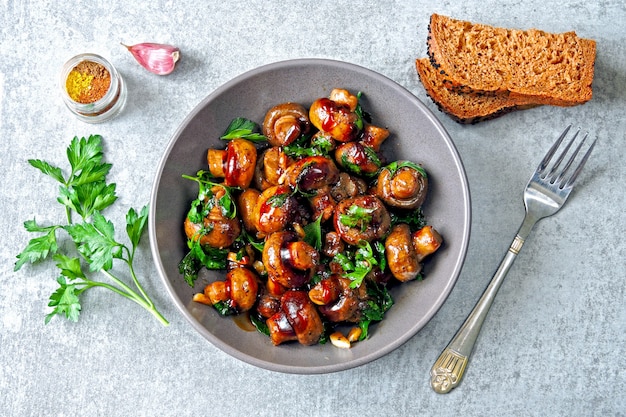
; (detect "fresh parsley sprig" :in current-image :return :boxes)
[14,135,168,326]
[29,135,117,223]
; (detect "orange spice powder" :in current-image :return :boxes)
[65,61,111,104]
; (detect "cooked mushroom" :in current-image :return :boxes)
[262,231,319,288]
[256,287,281,319]
[321,231,345,258]
[412,225,443,262]
[184,186,241,248]
[360,124,390,152]
[376,162,428,209]
[207,148,226,178]
[237,188,260,234]
[267,310,298,345]
[385,223,421,282]
[227,267,259,311]
[335,141,381,176]
[254,185,296,234]
[333,195,391,246]
[194,267,259,312]
[263,102,311,147]
[254,147,292,191]
[207,138,257,189]
[308,274,342,306]
[309,97,361,143]
[317,276,368,323]
[329,172,367,201]
[280,290,324,345]
[280,155,340,191]
[306,185,335,223]
[328,88,358,112]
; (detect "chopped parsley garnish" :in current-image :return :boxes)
[339,204,375,232]
[383,160,427,178]
[359,282,394,340]
[333,240,386,288]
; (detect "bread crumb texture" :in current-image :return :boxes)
[426,14,595,106]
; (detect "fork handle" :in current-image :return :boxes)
[430,231,528,394]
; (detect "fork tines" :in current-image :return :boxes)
[538,125,597,189]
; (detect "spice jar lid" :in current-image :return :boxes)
[60,53,127,123]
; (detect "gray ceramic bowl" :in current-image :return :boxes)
[149,59,471,374]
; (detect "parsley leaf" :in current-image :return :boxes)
[66,135,105,174]
[65,212,122,272]
[53,254,87,280]
[359,282,394,340]
[390,207,426,231]
[220,117,267,142]
[126,205,149,250]
[303,215,323,251]
[14,221,60,271]
[28,159,65,183]
[46,276,81,324]
[30,135,118,223]
[183,171,238,220]
[178,240,229,287]
[354,91,365,131]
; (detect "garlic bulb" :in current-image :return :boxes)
[122,43,180,75]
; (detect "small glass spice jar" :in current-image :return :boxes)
[60,53,127,123]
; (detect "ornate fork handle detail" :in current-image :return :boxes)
[431,348,468,393]
[430,231,528,394]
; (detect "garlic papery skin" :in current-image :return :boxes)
[122,43,180,75]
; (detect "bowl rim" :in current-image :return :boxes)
[149,58,471,374]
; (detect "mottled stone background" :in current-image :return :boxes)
[1,1,624,416]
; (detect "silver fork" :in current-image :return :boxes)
[430,125,597,394]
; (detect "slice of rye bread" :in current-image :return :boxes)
[426,14,596,106]
[415,58,540,124]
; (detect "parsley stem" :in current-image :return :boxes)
[65,206,72,225]
[101,269,169,326]
[126,258,153,308]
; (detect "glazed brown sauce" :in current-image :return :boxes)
[319,279,336,304]
[258,186,291,219]
[224,143,242,187]
[349,143,368,166]
[232,311,256,331]
[318,98,336,131]
[299,164,325,189]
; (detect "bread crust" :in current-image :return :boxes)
[426,14,596,106]
[415,58,539,124]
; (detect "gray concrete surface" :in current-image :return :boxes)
[1,1,624,416]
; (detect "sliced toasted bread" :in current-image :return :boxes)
[415,58,540,124]
[426,14,596,106]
